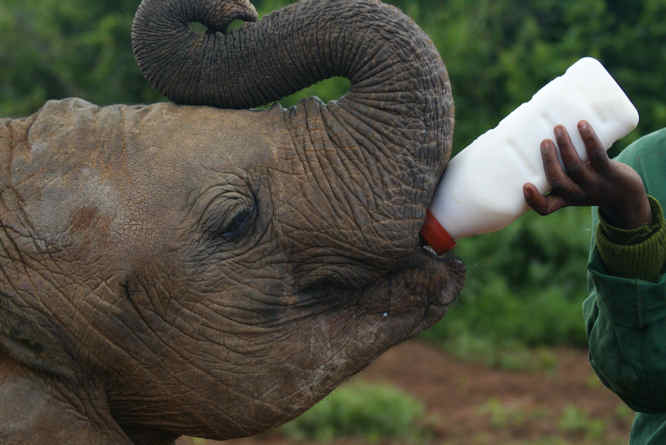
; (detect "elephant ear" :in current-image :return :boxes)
[0,316,75,380]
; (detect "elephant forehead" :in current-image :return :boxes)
[127,101,280,168]
[16,98,279,182]
[10,99,282,246]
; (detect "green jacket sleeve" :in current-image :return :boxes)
[596,196,665,281]
[584,224,666,413]
[584,129,666,414]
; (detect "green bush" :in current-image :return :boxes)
[280,381,427,442]
[422,206,592,350]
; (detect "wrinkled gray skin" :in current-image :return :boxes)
[0,0,464,444]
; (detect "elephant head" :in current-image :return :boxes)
[0,0,463,444]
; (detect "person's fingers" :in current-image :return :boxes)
[541,139,587,202]
[541,140,576,191]
[578,120,610,174]
[554,125,582,171]
[523,183,568,215]
[524,183,546,212]
[554,125,592,185]
[523,183,550,214]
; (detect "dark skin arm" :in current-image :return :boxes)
[523,120,652,229]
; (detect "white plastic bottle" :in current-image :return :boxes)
[421,57,639,254]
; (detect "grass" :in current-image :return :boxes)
[558,405,606,440]
[467,397,627,445]
[436,332,559,372]
[615,403,635,426]
[187,379,633,445]
[478,398,544,428]
[280,381,427,442]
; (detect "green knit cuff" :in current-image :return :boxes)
[599,196,663,245]
[596,196,666,282]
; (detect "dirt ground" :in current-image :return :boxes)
[176,340,633,445]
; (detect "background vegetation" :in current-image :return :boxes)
[2,0,665,355]
[280,382,428,442]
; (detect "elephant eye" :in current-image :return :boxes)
[219,207,253,240]
[200,194,257,243]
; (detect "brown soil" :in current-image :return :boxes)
[176,340,633,445]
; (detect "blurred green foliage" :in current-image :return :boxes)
[3,0,665,151]
[558,404,606,440]
[0,0,162,116]
[478,397,549,429]
[440,332,560,371]
[422,206,593,350]
[280,381,427,441]
[1,0,665,350]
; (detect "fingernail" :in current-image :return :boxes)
[525,187,534,200]
[579,120,588,130]
[554,126,563,138]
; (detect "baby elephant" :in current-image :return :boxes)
[0,0,464,443]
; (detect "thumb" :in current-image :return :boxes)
[523,183,567,215]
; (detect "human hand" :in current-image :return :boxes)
[523,121,651,229]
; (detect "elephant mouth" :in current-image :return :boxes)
[357,247,465,335]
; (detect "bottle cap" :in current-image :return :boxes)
[421,209,456,255]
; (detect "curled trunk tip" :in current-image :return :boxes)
[132,0,258,105]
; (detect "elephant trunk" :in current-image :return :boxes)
[132,0,454,261]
